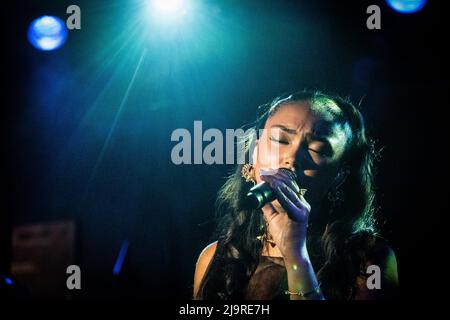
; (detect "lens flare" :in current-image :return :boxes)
[27,16,68,51]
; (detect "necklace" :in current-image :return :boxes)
[256,218,276,247]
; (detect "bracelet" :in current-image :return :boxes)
[284,282,322,297]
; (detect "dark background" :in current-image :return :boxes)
[1,0,444,299]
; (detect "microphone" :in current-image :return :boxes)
[242,168,298,209]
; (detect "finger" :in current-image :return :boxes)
[277,185,311,223]
[267,178,310,217]
[279,182,311,212]
[275,170,300,194]
[259,168,277,180]
[261,173,311,221]
[273,185,301,221]
[261,173,301,200]
[261,169,300,194]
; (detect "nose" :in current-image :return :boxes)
[280,152,298,172]
[280,143,307,173]
[282,158,294,170]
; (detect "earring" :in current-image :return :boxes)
[327,166,349,206]
[241,164,256,184]
[327,188,344,205]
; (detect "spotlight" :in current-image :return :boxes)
[149,0,189,20]
[27,16,68,51]
[386,0,427,14]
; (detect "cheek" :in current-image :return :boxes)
[256,137,284,170]
[252,139,283,185]
[304,169,319,178]
[302,166,337,195]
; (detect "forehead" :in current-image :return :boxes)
[266,101,352,155]
[266,101,343,132]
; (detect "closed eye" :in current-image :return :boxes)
[270,136,289,145]
[308,148,327,157]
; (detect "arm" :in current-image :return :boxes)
[260,169,324,300]
[280,225,324,300]
[193,241,217,299]
[354,239,399,300]
[284,253,325,300]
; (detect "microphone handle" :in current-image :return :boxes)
[245,182,276,209]
[243,168,297,209]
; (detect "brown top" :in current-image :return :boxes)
[244,256,289,300]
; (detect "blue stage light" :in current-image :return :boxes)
[386,0,427,14]
[1,275,14,286]
[113,240,129,276]
[148,0,189,22]
[152,0,186,15]
[27,16,68,51]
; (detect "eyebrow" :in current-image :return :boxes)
[270,124,333,150]
[270,124,330,142]
[270,124,334,152]
[270,124,298,135]
[306,132,330,144]
[305,133,334,155]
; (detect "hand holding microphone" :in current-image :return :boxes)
[246,167,311,260]
[243,167,306,210]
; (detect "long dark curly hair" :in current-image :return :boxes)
[196,90,379,300]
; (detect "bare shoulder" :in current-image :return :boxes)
[198,241,218,264]
[193,241,218,298]
[352,234,399,299]
[368,236,398,285]
[359,235,398,275]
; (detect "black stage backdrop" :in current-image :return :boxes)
[2,0,444,300]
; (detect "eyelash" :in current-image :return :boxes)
[270,136,289,145]
[308,148,327,157]
[270,136,329,157]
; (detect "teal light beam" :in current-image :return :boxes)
[84,47,148,196]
